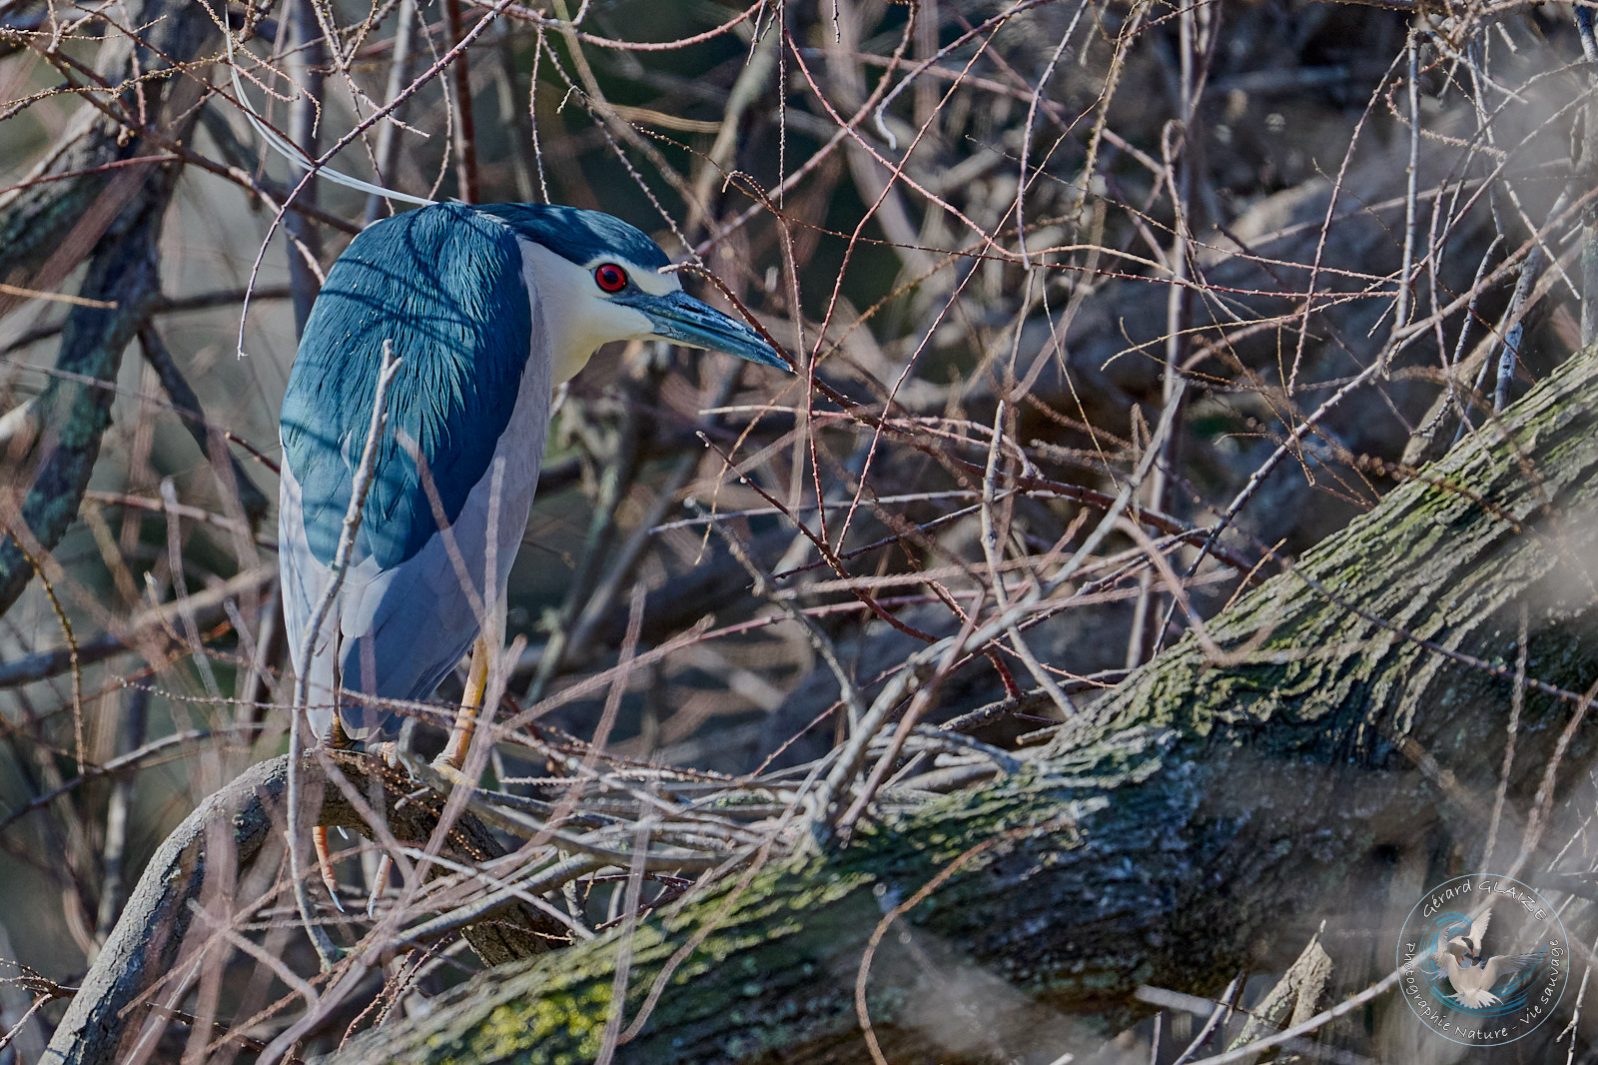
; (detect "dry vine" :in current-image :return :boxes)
[2,0,1597,1061]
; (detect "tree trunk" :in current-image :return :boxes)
[326,343,1598,1064]
[0,0,211,614]
[44,752,565,1065]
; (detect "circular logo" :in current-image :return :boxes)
[1396,874,1568,1047]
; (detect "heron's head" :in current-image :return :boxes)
[476,203,788,383]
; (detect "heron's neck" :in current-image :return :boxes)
[514,240,605,384]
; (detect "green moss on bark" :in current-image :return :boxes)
[317,346,1598,1062]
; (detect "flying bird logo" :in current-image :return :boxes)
[1397,874,1568,1048]
[1431,910,1543,1010]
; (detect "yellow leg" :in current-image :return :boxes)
[365,852,392,919]
[435,636,489,772]
[312,824,345,913]
[311,717,352,913]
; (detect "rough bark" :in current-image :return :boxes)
[42,752,566,1065]
[325,343,1598,1064]
[0,0,212,614]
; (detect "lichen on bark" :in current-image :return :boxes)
[326,344,1598,1064]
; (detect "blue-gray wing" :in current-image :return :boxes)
[280,455,544,736]
[278,203,553,736]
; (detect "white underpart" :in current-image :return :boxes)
[514,240,681,382]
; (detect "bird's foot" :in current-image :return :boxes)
[426,757,480,792]
[431,636,490,775]
[312,824,347,914]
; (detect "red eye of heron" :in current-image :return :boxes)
[593,263,629,293]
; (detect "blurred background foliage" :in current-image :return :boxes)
[1,0,1594,1058]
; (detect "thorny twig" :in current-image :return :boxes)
[288,342,402,968]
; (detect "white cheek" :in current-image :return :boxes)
[551,295,652,382]
[516,243,606,383]
[597,301,654,342]
[515,240,672,383]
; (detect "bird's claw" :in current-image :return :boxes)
[427,758,477,791]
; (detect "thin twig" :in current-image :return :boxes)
[288,342,402,968]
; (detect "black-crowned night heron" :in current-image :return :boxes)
[277,202,786,886]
